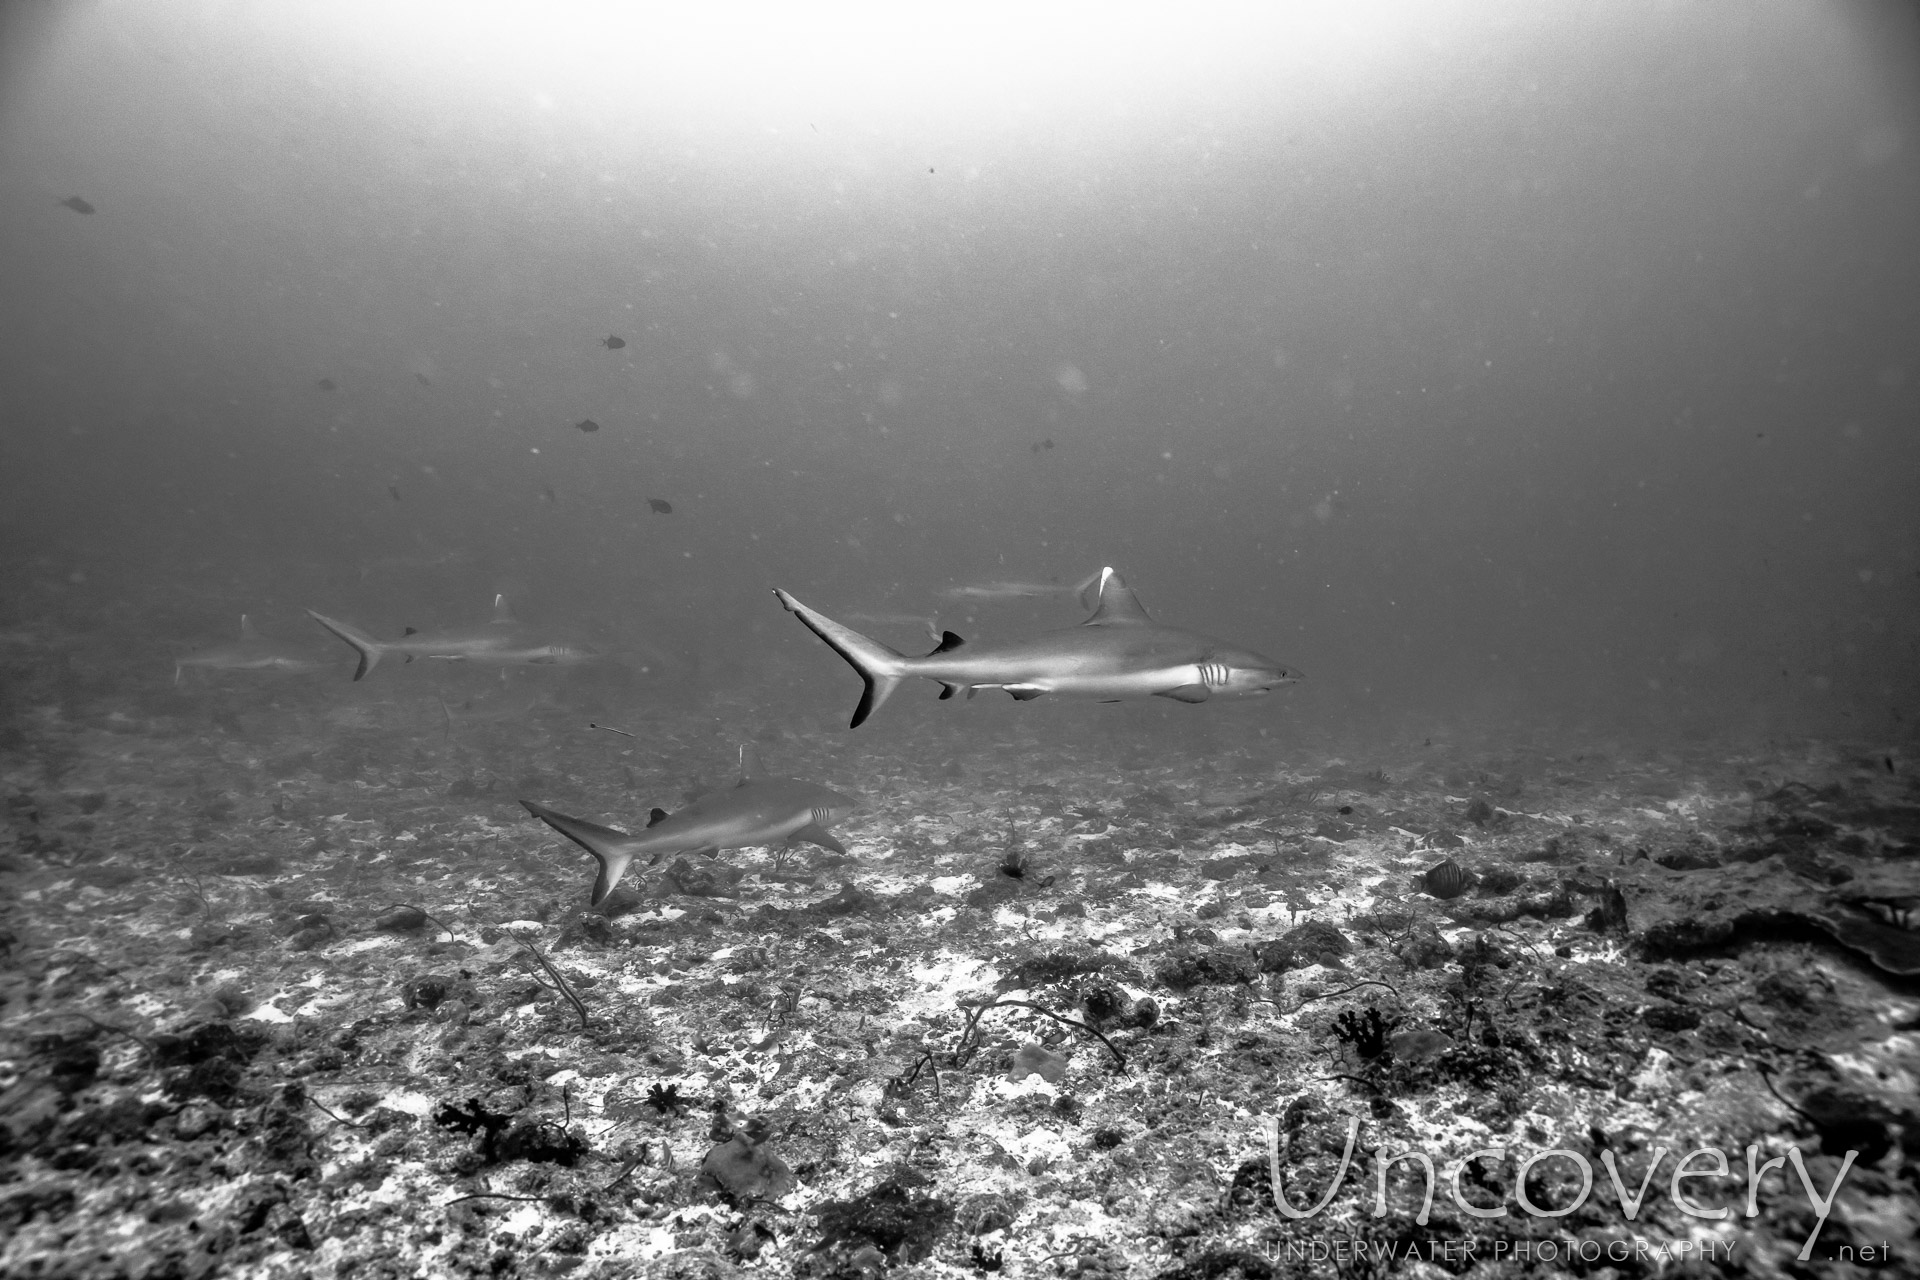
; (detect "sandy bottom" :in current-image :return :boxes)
[2,658,1917,1280]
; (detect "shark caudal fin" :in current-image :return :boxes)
[306,610,386,680]
[520,800,638,906]
[773,589,910,728]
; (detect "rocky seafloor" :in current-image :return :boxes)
[2,658,1918,1280]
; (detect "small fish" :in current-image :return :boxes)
[522,745,857,905]
[316,377,337,391]
[388,485,402,502]
[601,335,627,350]
[648,498,672,514]
[1411,858,1477,900]
[60,196,95,215]
[1030,438,1056,454]
[415,372,432,386]
[576,419,600,433]
[541,484,557,504]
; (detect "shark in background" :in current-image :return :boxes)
[174,615,334,685]
[306,594,599,680]
[776,566,1301,727]
[937,571,1103,604]
[521,746,857,905]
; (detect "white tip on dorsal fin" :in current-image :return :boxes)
[738,744,761,782]
[1082,566,1154,626]
[491,594,516,624]
[239,614,259,639]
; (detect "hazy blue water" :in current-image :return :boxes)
[2,2,1916,754]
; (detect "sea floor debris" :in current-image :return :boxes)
[2,668,1917,1278]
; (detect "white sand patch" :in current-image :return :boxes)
[379,1090,437,1117]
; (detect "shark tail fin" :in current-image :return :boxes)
[520,800,637,907]
[306,610,385,680]
[773,589,910,728]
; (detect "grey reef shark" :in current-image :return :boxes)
[174,615,333,685]
[521,746,857,906]
[306,594,598,680]
[775,566,1301,728]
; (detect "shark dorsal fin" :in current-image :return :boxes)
[738,744,761,782]
[928,631,965,656]
[1082,567,1153,626]
[239,614,259,640]
[647,806,669,827]
[492,594,516,624]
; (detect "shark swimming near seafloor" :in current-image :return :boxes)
[306,595,598,680]
[520,747,857,906]
[775,566,1301,727]
[174,615,334,685]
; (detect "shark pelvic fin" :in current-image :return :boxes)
[773,589,909,728]
[647,807,669,827]
[1005,685,1047,701]
[520,800,636,906]
[1082,567,1154,627]
[307,610,385,681]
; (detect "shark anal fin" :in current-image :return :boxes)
[646,807,669,827]
[1005,685,1047,701]
[792,823,846,855]
[1155,684,1212,703]
[938,683,961,700]
[927,631,966,656]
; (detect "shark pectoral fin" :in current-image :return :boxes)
[520,800,636,906]
[1155,684,1212,703]
[646,807,669,827]
[1005,685,1048,701]
[792,823,846,855]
